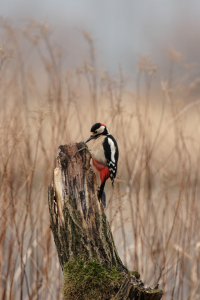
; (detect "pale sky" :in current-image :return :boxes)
[1,0,200,76]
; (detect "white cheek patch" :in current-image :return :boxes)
[97,126,105,134]
[108,138,116,163]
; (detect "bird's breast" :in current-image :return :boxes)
[91,136,107,165]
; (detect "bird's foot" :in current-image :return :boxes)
[77,142,91,154]
[101,190,106,208]
[97,186,101,199]
[97,186,106,208]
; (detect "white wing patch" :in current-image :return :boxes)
[108,138,116,163]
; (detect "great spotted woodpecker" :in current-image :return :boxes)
[86,123,119,206]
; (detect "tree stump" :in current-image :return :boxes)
[48,142,163,300]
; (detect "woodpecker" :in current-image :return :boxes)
[86,123,119,206]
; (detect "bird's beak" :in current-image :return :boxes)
[85,135,95,143]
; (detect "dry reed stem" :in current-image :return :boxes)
[0,20,200,300]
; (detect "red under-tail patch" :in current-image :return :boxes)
[92,159,110,183]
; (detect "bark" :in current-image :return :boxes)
[48,142,163,300]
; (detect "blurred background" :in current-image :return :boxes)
[2,0,200,79]
[1,1,200,300]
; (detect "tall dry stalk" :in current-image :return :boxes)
[0,20,200,300]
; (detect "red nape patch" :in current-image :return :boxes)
[92,159,110,183]
[100,123,105,127]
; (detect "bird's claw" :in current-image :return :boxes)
[77,142,91,154]
[97,186,106,208]
[77,147,87,152]
[77,147,91,154]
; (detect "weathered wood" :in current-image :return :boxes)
[48,142,163,300]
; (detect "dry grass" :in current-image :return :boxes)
[1,19,200,300]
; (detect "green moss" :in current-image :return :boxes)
[145,287,163,294]
[130,270,140,279]
[63,257,124,300]
[154,289,163,294]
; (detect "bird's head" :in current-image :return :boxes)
[86,123,109,143]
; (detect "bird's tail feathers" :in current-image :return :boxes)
[98,181,106,205]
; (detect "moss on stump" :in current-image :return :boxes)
[63,257,124,300]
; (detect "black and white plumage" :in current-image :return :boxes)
[85,123,119,206]
[102,134,118,185]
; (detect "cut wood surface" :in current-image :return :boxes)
[48,142,163,300]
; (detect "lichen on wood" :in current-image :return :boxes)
[48,142,163,300]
